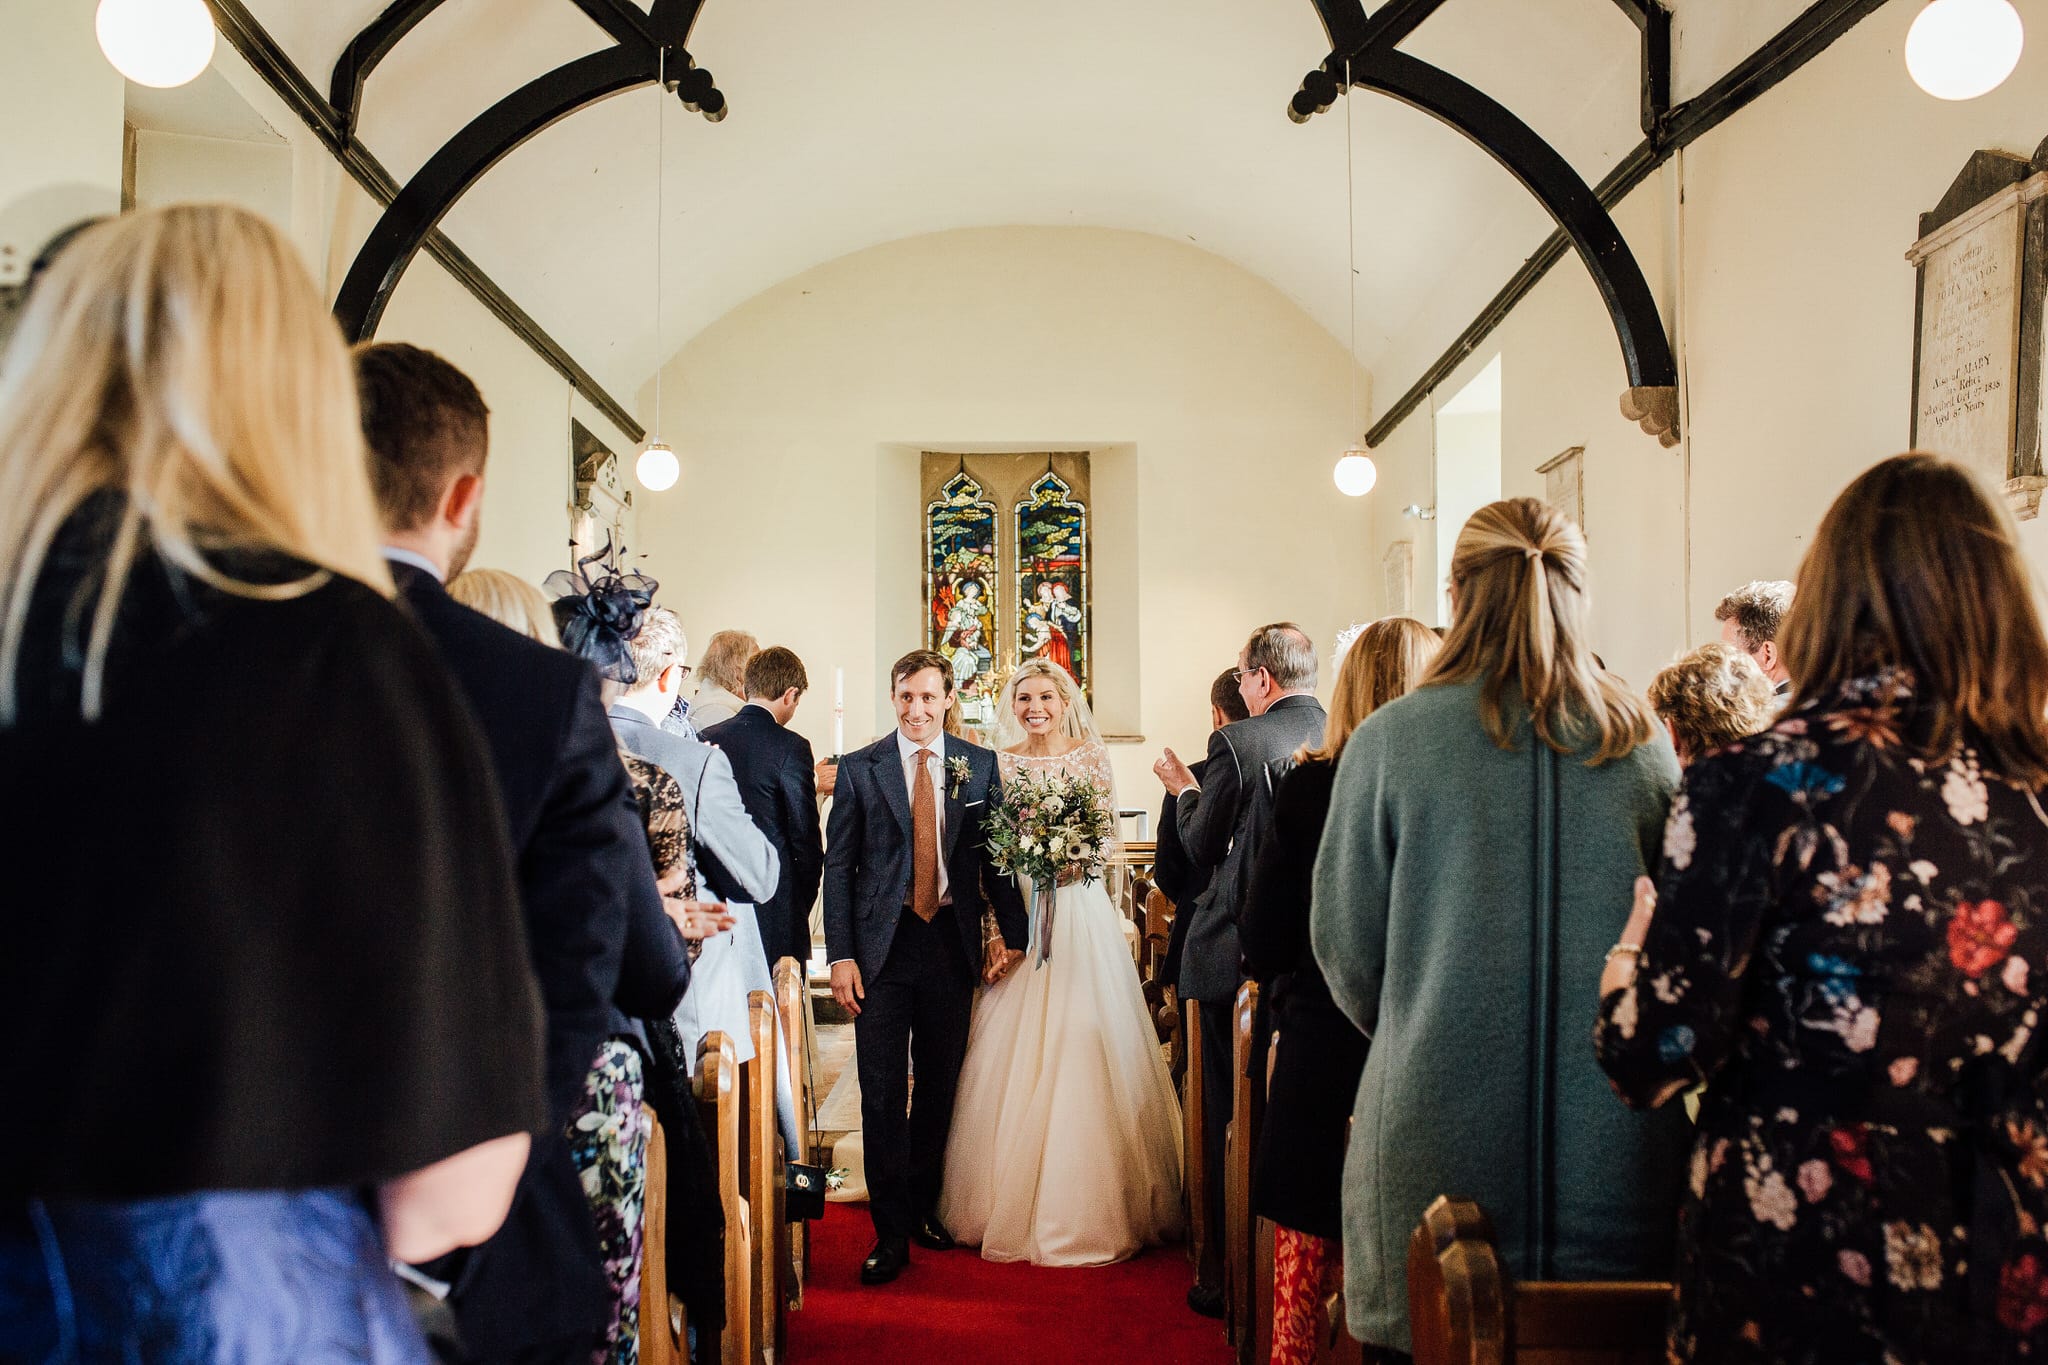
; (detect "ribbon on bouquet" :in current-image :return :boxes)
[1031,880,1058,969]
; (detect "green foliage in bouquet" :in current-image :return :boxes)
[985,767,1116,888]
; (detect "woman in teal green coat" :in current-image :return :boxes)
[1310,497,1692,1356]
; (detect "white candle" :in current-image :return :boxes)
[833,666,845,756]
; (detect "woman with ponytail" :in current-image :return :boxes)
[1310,498,1692,1360]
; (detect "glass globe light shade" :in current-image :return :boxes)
[1906,0,2024,101]
[636,441,680,492]
[96,0,217,89]
[1333,448,1378,497]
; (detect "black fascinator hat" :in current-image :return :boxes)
[544,535,660,685]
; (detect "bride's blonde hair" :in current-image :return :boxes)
[1003,657,1092,741]
[0,204,390,723]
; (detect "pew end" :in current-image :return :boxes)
[1406,1196,1670,1365]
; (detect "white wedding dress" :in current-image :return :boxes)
[935,740,1185,1266]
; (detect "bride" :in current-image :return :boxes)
[936,659,1184,1265]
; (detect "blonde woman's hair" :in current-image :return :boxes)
[1301,616,1441,765]
[0,205,391,723]
[1647,642,1774,764]
[449,568,560,648]
[1424,497,1656,764]
[1780,453,2048,788]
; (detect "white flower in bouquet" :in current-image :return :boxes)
[1048,834,1067,857]
[1045,795,1065,816]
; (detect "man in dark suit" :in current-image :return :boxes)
[823,650,1028,1286]
[1155,669,1251,986]
[698,646,825,970]
[1154,623,1327,1316]
[358,342,684,1363]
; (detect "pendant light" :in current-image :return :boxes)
[637,50,681,493]
[1906,0,2024,101]
[1333,59,1377,499]
[96,0,216,89]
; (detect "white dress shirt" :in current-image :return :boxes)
[898,729,950,905]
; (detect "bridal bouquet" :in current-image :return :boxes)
[985,769,1116,967]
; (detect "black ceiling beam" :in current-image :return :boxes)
[1358,0,1892,448]
[332,0,727,350]
[1356,49,1677,395]
[334,45,664,341]
[566,0,658,51]
[1610,1,1673,142]
[1290,0,1680,444]
[206,0,648,441]
[329,0,448,140]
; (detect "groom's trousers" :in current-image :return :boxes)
[855,905,973,1241]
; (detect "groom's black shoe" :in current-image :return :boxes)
[860,1238,909,1285]
[910,1214,957,1252]
[1186,1283,1226,1319]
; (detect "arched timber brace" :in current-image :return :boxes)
[1290,0,1681,447]
[331,0,725,344]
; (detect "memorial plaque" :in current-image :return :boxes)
[1536,445,1586,534]
[1382,540,1413,617]
[1908,139,2048,515]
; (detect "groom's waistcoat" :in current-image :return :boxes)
[822,733,1006,983]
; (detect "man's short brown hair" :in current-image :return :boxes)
[697,630,759,694]
[745,646,809,700]
[891,649,955,694]
[353,342,490,532]
[1211,668,1250,722]
[1713,580,1795,652]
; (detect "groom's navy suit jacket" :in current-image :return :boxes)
[822,733,1028,984]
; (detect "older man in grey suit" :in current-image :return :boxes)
[609,607,779,907]
[1154,623,1326,1316]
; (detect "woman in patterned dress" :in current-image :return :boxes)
[1595,454,2048,1363]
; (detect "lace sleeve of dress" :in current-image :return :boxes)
[1074,739,1122,862]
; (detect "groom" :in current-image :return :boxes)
[823,649,1028,1284]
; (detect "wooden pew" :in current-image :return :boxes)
[747,991,788,1363]
[772,957,814,1309]
[693,1031,754,1365]
[1182,998,1210,1274]
[1143,885,1175,986]
[639,1108,685,1365]
[1224,979,1271,1359]
[1406,1196,1670,1365]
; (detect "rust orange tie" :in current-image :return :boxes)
[911,747,940,922]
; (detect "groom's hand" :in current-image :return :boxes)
[831,960,865,1015]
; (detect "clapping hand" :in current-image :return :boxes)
[665,898,736,941]
[815,759,839,798]
[1153,747,1196,796]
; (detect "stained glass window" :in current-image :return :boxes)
[926,472,1002,730]
[1015,471,1089,695]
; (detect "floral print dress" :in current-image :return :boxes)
[1594,672,2048,1363]
[562,753,693,1365]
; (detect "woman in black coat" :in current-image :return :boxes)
[1240,616,1440,1364]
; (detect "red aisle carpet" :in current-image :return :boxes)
[786,1202,1236,1364]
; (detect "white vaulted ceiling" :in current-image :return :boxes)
[236,0,1828,404]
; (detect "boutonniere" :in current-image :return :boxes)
[947,755,973,799]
